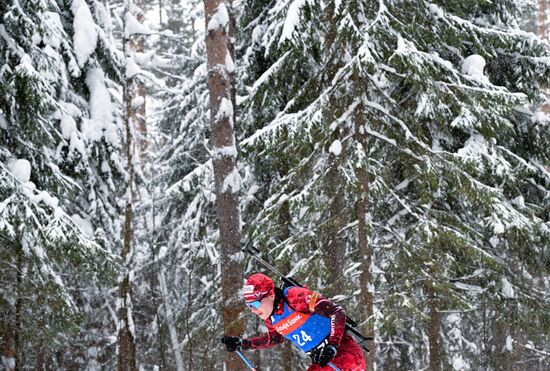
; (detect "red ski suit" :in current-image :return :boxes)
[242,287,366,371]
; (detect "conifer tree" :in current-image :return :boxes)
[0,0,124,368]
[238,0,550,369]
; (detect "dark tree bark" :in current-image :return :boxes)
[203,0,244,369]
[426,283,442,371]
[354,86,375,371]
[14,241,23,371]
[117,112,137,371]
[323,100,347,296]
[279,199,293,371]
[127,4,148,164]
[116,2,142,369]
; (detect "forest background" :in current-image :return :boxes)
[1,0,549,370]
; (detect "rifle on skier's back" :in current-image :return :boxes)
[242,245,373,352]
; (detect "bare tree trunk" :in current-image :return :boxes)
[323,147,346,296]
[324,194,346,295]
[1,243,21,371]
[117,2,139,368]
[538,0,548,39]
[128,1,148,164]
[1,324,16,371]
[426,284,442,371]
[117,149,137,371]
[357,164,375,371]
[158,0,163,26]
[279,198,293,371]
[14,241,23,371]
[203,0,244,369]
[354,87,375,371]
[35,348,53,370]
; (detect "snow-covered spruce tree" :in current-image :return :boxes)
[0,0,125,368]
[238,0,550,370]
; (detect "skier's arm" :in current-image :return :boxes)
[312,295,346,347]
[287,287,347,347]
[241,321,285,350]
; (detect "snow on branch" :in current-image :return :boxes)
[124,12,153,38]
[279,0,306,45]
[71,0,98,68]
[207,3,229,32]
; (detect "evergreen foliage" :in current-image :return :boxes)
[0,0,123,367]
[238,0,550,369]
[0,0,549,369]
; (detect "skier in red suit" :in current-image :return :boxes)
[221,273,366,371]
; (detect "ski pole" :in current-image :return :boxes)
[328,362,341,371]
[236,350,257,371]
[243,245,373,351]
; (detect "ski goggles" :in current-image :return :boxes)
[246,300,262,309]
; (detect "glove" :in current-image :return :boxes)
[221,335,242,352]
[311,343,337,366]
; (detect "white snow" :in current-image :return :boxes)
[43,12,62,49]
[511,195,525,209]
[225,52,235,74]
[18,54,36,73]
[280,0,306,44]
[126,58,142,79]
[501,277,515,298]
[70,131,87,157]
[85,68,116,144]
[71,0,98,68]
[207,3,229,32]
[0,110,7,129]
[101,160,110,173]
[194,16,205,34]
[216,98,234,121]
[213,145,237,159]
[329,139,342,156]
[10,159,31,183]
[222,168,241,194]
[457,132,487,157]
[251,51,291,93]
[531,110,549,123]
[504,335,514,352]
[61,102,82,117]
[31,33,41,45]
[125,12,153,37]
[1,356,15,370]
[428,4,444,19]
[251,25,265,45]
[131,96,145,109]
[492,218,505,235]
[60,114,78,140]
[462,54,488,82]
[71,214,94,237]
[452,357,467,370]
[30,190,60,209]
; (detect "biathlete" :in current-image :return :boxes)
[221,273,366,370]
